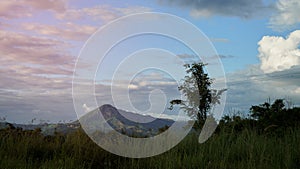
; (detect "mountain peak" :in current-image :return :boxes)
[80,104,174,137]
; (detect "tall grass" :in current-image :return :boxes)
[0,126,299,169]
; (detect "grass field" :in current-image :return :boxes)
[0,125,299,169]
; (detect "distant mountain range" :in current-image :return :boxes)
[0,104,175,137]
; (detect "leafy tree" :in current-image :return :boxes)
[169,62,226,129]
[250,99,285,124]
[250,99,300,132]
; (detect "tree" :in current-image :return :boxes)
[250,99,300,130]
[250,99,285,123]
[169,62,226,129]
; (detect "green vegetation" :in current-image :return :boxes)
[169,62,226,129]
[0,99,299,169]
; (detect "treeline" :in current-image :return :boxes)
[217,99,300,135]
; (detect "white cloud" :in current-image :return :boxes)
[115,6,152,15]
[269,0,300,31]
[128,84,139,90]
[295,87,300,94]
[258,30,300,73]
[190,9,215,18]
[83,104,92,113]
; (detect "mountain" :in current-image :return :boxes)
[79,104,174,137]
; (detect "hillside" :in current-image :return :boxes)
[80,104,174,137]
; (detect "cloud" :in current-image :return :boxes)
[128,84,139,90]
[177,54,197,60]
[115,6,152,15]
[56,5,117,22]
[269,0,300,31]
[218,54,236,59]
[0,89,76,123]
[0,30,73,65]
[0,0,67,19]
[158,0,272,19]
[94,72,180,113]
[56,5,151,22]
[265,65,300,86]
[21,22,97,41]
[103,59,300,119]
[176,53,234,64]
[225,65,300,113]
[0,30,75,92]
[82,104,93,113]
[295,87,300,94]
[0,1,154,123]
[258,30,300,73]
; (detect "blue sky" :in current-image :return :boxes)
[0,0,300,123]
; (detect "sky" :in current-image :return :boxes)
[0,0,300,123]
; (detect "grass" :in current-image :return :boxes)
[0,126,299,169]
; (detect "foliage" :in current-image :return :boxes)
[250,99,300,132]
[217,99,300,135]
[169,62,226,129]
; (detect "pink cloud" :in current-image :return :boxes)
[0,2,153,122]
[21,22,97,41]
[0,0,67,19]
[0,30,72,65]
[56,5,151,22]
[0,30,75,92]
